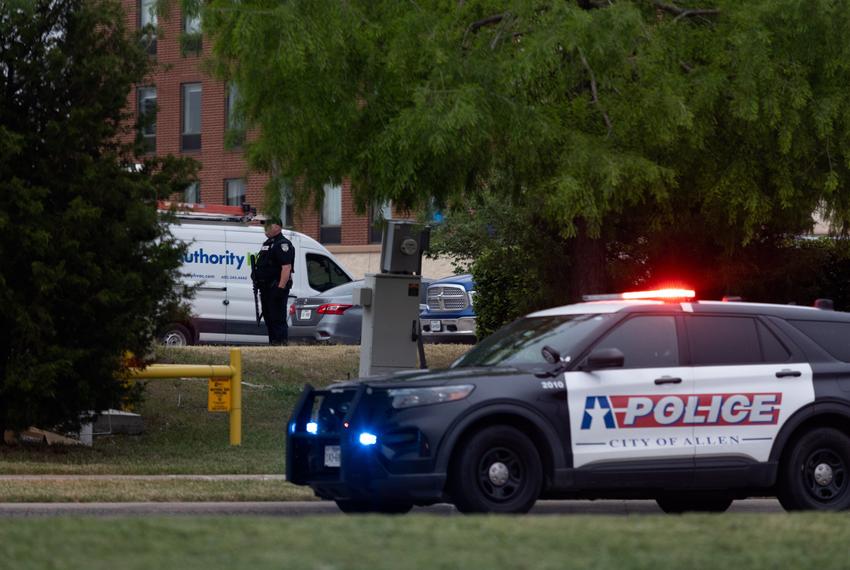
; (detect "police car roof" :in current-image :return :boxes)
[528,299,850,321]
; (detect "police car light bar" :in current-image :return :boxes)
[583,288,696,302]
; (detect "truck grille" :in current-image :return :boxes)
[427,285,469,311]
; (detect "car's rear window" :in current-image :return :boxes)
[788,320,850,361]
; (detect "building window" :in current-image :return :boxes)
[321,184,342,244]
[139,0,157,55]
[184,182,200,204]
[280,182,294,228]
[137,86,156,153]
[369,200,392,243]
[225,178,246,206]
[181,11,202,55]
[181,83,202,151]
[225,82,244,148]
[184,11,201,34]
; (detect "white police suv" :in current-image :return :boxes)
[287,289,850,513]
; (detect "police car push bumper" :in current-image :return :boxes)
[286,384,452,503]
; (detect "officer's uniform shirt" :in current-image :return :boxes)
[256,233,295,286]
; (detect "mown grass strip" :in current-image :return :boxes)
[0,479,314,503]
[1,514,849,570]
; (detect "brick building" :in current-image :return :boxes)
[122,0,453,278]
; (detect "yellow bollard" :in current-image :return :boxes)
[229,348,242,446]
[126,349,243,446]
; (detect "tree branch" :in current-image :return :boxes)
[653,1,719,21]
[578,47,613,137]
[463,13,509,48]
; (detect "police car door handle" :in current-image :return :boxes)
[654,376,682,385]
[776,369,802,378]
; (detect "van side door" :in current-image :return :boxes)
[176,226,230,343]
[223,228,269,344]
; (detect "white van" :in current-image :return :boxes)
[161,220,354,345]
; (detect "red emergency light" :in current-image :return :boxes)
[583,288,696,302]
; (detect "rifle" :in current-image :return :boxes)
[249,254,263,326]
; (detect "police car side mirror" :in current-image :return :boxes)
[537,346,572,378]
[541,345,561,365]
[583,348,625,371]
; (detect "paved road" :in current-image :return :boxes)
[0,498,783,517]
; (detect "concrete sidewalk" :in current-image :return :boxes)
[0,474,286,481]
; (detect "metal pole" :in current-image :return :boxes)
[129,364,235,379]
[229,348,242,446]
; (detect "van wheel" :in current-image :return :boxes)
[334,499,413,514]
[656,494,733,513]
[160,323,193,346]
[450,426,542,514]
[777,427,850,511]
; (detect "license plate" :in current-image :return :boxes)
[324,445,341,468]
[300,309,312,320]
[430,320,442,332]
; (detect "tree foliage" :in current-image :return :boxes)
[195,0,850,325]
[0,0,196,433]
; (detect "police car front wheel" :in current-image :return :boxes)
[450,425,543,514]
[778,427,850,511]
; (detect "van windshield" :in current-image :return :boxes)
[452,314,613,368]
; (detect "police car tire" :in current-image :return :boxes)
[450,425,543,514]
[655,494,733,514]
[777,427,850,511]
[334,499,413,515]
[160,323,193,346]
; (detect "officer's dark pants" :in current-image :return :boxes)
[260,286,290,345]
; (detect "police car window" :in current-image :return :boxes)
[306,254,352,293]
[452,314,614,368]
[688,316,761,366]
[788,320,850,362]
[757,322,791,363]
[591,316,679,369]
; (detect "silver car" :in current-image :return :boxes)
[289,279,432,344]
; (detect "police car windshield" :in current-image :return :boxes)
[452,314,613,368]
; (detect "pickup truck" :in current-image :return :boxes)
[419,274,477,344]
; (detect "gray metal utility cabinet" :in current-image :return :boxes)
[356,220,429,377]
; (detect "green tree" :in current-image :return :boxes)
[0,0,196,433]
[195,0,850,324]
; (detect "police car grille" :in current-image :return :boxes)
[426,286,468,311]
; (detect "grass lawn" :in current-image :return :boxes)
[0,345,469,476]
[0,479,314,502]
[2,514,849,570]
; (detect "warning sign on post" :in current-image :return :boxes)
[208,378,231,412]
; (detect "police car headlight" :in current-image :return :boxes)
[387,385,475,409]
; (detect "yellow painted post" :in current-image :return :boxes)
[229,348,242,446]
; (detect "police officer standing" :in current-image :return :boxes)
[253,216,295,345]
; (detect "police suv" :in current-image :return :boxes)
[287,289,850,513]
